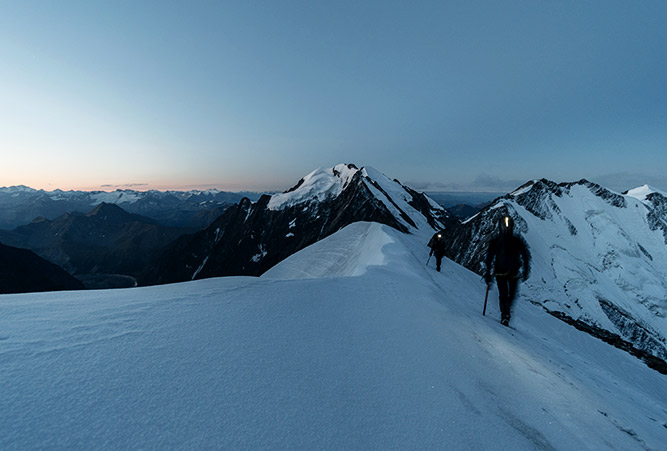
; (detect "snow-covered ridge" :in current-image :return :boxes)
[262,222,394,279]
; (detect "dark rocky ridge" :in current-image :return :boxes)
[0,242,85,294]
[539,304,667,375]
[644,192,667,244]
[1,203,189,285]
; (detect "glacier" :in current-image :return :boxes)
[1,221,665,449]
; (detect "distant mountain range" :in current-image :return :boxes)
[0,185,263,230]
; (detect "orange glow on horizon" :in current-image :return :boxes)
[3,178,286,193]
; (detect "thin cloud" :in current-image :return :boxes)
[100,183,150,189]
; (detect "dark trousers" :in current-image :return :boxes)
[496,276,518,319]
[434,254,443,271]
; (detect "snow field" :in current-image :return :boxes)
[0,222,665,449]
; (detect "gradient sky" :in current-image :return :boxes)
[2,1,666,193]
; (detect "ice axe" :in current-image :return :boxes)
[482,283,490,316]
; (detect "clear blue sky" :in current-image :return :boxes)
[2,1,666,193]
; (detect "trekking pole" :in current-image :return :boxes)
[426,252,432,266]
[482,283,490,316]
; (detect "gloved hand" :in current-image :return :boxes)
[484,273,493,285]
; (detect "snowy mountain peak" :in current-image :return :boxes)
[268,163,360,210]
[624,184,667,202]
[268,163,453,234]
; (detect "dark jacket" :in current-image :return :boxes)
[485,217,531,279]
[428,231,447,257]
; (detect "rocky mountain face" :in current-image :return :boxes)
[141,164,456,285]
[0,203,190,287]
[442,179,667,370]
[0,243,85,294]
[0,186,260,229]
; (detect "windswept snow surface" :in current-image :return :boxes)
[1,223,666,449]
[262,222,393,279]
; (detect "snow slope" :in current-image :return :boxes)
[1,223,665,449]
[262,222,394,279]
